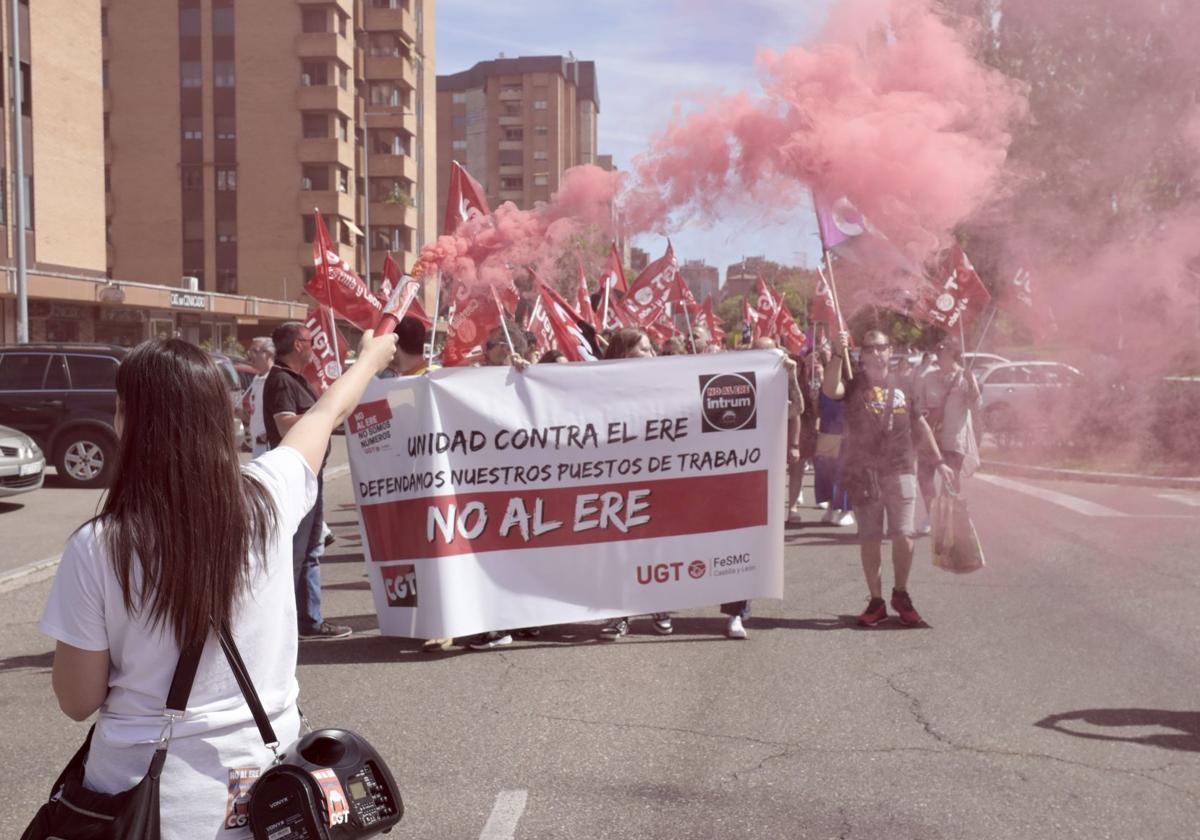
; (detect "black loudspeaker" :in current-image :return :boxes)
[248,729,403,840]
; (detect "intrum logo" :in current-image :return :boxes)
[698,372,757,433]
[382,563,418,607]
[688,559,707,579]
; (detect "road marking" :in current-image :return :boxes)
[1157,493,1200,508]
[0,554,62,594]
[325,463,351,480]
[975,474,1128,517]
[479,789,528,840]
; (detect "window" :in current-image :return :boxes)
[45,355,69,388]
[217,270,237,293]
[301,113,327,138]
[452,92,466,104]
[452,140,467,151]
[372,227,405,251]
[372,131,407,155]
[983,366,1026,386]
[104,165,111,193]
[498,149,522,166]
[369,83,403,107]
[0,354,48,390]
[302,165,329,190]
[337,13,348,37]
[339,117,349,142]
[181,61,202,88]
[339,220,352,246]
[216,219,237,243]
[184,219,204,240]
[534,125,549,136]
[216,168,237,191]
[213,6,234,35]
[533,174,548,186]
[372,0,404,8]
[502,103,521,117]
[179,7,201,37]
[101,8,108,36]
[338,168,349,193]
[102,61,109,90]
[301,61,327,86]
[301,8,326,33]
[215,115,235,141]
[21,61,30,116]
[500,177,522,190]
[214,62,235,87]
[368,33,406,57]
[534,100,547,110]
[451,115,466,130]
[533,150,547,161]
[338,64,348,91]
[182,116,203,141]
[504,128,523,142]
[66,356,118,390]
[500,84,522,97]
[303,216,317,243]
[103,113,110,140]
[181,167,203,190]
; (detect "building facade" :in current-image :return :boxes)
[679,259,719,303]
[96,0,436,347]
[436,55,598,220]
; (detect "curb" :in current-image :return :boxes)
[0,554,61,594]
[981,460,1200,490]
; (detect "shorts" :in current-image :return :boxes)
[855,472,916,542]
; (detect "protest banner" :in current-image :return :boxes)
[344,352,787,639]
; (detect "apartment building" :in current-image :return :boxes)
[679,259,719,303]
[436,55,598,220]
[96,0,436,347]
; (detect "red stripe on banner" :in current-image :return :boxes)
[360,470,768,562]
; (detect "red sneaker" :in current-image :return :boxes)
[890,589,923,626]
[858,597,888,626]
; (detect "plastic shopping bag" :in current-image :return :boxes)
[931,481,985,574]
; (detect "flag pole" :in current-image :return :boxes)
[426,269,442,369]
[314,209,342,387]
[966,304,998,373]
[601,281,611,330]
[491,286,515,351]
[817,256,853,380]
[682,301,696,353]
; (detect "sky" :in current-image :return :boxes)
[436,0,836,284]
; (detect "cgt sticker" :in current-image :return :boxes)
[381,563,418,607]
[698,372,757,433]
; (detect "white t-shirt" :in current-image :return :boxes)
[39,446,317,840]
[248,373,269,457]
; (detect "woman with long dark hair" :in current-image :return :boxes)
[38,331,396,838]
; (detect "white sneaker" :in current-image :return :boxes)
[794,490,805,506]
[835,511,856,527]
[816,501,830,510]
[821,507,837,524]
[915,515,932,536]
[726,615,747,639]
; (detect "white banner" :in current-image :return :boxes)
[345,351,787,639]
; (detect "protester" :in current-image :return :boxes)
[38,330,397,839]
[823,329,953,627]
[795,349,822,519]
[599,328,674,640]
[264,322,351,640]
[538,349,569,364]
[660,336,687,355]
[378,315,430,379]
[816,373,854,527]
[914,339,982,532]
[245,336,274,458]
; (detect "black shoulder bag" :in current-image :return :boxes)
[20,641,204,840]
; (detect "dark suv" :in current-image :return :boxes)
[0,344,126,487]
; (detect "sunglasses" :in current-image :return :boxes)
[861,344,890,354]
[485,339,509,352]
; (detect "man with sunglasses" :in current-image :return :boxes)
[823,330,953,627]
[264,322,352,640]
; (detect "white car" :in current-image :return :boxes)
[964,351,1009,374]
[978,361,1084,433]
[0,423,45,497]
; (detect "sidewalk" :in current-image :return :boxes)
[981,459,1200,490]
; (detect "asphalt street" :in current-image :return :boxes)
[2,440,1198,839]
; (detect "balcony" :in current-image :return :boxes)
[299,189,355,219]
[295,32,354,67]
[360,109,417,134]
[364,55,415,87]
[367,200,411,227]
[363,5,416,40]
[297,0,353,13]
[499,140,524,151]
[367,153,417,181]
[297,137,355,169]
[498,88,523,101]
[297,84,355,118]
[498,115,522,126]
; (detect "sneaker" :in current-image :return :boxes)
[514,627,542,638]
[835,511,856,527]
[857,597,888,627]
[821,507,837,524]
[726,615,747,639]
[323,531,336,548]
[652,614,673,635]
[421,637,453,652]
[794,490,805,506]
[320,522,335,548]
[816,500,830,510]
[468,631,513,650]
[599,618,630,640]
[915,516,932,537]
[787,510,804,525]
[299,621,352,640]
[891,589,923,626]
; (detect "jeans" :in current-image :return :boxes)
[814,455,851,511]
[292,474,325,632]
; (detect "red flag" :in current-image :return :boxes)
[699,297,727,342]
[575,252,599,329]
[742,296,764,340]
[305,211,384,330]
[535,277,600,362]
[526,295,557,354]
[913,244,992,331]
[810,272,839,329]
[597,242,627,296]
[301,306,349,394]
[999,267,1055,339]
[774,305,809,355]
[440,279,512,367]
[380,252,431,327]
[755,275,779,318]
[443,160,490,237]
[624,241,680,326]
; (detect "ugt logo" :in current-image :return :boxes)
[636,560,707,585]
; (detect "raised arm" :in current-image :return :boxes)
[282,330,397,474]
[821,331,849,400]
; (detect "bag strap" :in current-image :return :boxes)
[165,640,205,717]
[214,622,279,751]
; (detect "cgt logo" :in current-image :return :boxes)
[636,560,708,585]
[381,563,418,607]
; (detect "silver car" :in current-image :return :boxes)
[978,361,1084,434]
[0,423,45,497]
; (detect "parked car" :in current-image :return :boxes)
[964,352,1010,370]
[978,361,1084,435]
[0,344,126,487]
[0,422,45,497]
